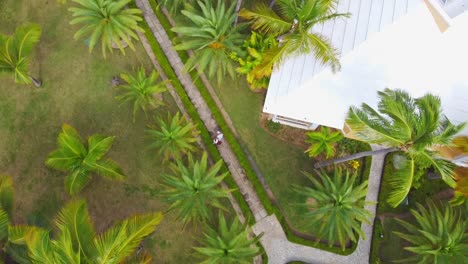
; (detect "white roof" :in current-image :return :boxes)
[264,0,468,134]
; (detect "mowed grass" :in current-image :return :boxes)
[0,0,200,262]
[209,76,315,231]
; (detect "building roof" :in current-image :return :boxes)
[264,0,468,134]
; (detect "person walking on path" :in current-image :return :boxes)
[213,130,223,145]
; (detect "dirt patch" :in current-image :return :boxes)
[259,113,309,149]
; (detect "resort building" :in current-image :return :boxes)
[264,0,468,166]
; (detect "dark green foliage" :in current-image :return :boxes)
[172,0,245,83]
[161,153,231,224]
[394,200,468,263]
[146,112,199,161]
[194,213,261,263]
[294,168,372,250]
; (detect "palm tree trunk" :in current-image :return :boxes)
[269,0,276,8]
[314,147,398,169]
[29,75,42,87]
[234,0,243,25]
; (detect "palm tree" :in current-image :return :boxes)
[68,0,144,57]
[239,0,349,78]
[194,213,261,263]
[315,89,465,207]
[0,24,42,86]
[394,200,468,263]
[293,168,371,250]
[172,0,244,83]
[115,67,168,123]
[161,153,231,225]
[8,199,163,263]
[305,126,343,159]
[146,112,199,161]
[159,0,194,14]
[45,124,126,195]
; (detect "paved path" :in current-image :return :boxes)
[253,145,386,264]
[136,0,267,222]
[135,1,386,263]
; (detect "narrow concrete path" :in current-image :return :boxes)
[252,145,386,264]
[135,1,386,263]
[136,0,267,221]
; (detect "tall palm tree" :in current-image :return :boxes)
[194,213,261,263]
[68,0,144,57]
[239,0,349,78]
[293,168,371,250]
[115,67,168,123]
[315,89,465,207]
[45,124,126,195]
[161,153,231,225]
[172,0,244,83]
[394,200,468,263]
[8,199,163,263]
[146,112,199,161]
[0,24,42,86]
[305,126,343,159]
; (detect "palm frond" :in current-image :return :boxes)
[386,156,414,207]
[93,212,163,264]
[239,5,291,36]
[54,199,96,259]
[64,169,92,196]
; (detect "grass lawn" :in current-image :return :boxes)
[0,0,208,262]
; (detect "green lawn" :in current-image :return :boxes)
[0,0,207,262]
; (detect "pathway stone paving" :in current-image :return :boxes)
[135,1,386,263]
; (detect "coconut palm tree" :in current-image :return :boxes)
[239,0,349,78]
[45,124,126,195]
[161,153,231,225]
[315,89,465,207]
[194,213,261,263]
[172,0,244,83]
[146,112,199,161]
[115,67,168,123]
[293,168,371,250]
[8,199,163,263]
[305,126,343,159]
[394,200,468,263]
[0,24,42,86]
[68,0,144,57]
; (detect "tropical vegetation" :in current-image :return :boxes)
[239,0,349,78]
[294,168,371,250]
[394,200,468,263]
[68,0,144,57]
[9,199,163,263]
[161,153,231,225]
[316,88,465,207]
[0,24,42,86]
[305,126,343,159]
[159,0,193,14]
[194,213,261,263]
[45,124,126,195]
[115,66,168,122]
[146,112,199,161]
[231,31,277,90]
[172,0,244,83]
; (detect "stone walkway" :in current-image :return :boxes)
[135,0,386,263]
